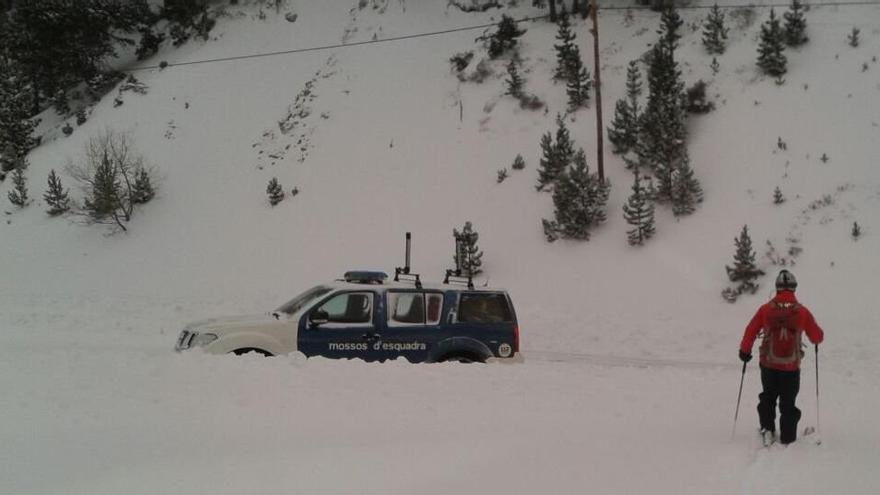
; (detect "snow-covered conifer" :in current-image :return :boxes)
[783,0,808,47]
[773,186,785,205]
[7,165,29,207]
[505,59,524,99]
[267,177,285,206]
[511,154,526,170]
[543,149,609,241]
[43,169,71,215]
[726,225,765,294]
[608,61,642,154]
[623,170,655,246]
[566,64,592,111]
[670,155,703,216]
[488,15,526,59]
[536,115,575,192]
[131,168,155,204]
[852,221,862,240]
[453,221,483,275]
[847,27,860,48]
[553,12,576,81]
[757,9,788,77]
[702,3,729,55]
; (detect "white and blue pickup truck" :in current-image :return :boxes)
[175,271,520,363]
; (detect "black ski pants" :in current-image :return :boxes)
[758,365,801,444]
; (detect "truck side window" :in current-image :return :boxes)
[426,293,443,325]
[457,293,512,323]
[389,292,424,325]
[315,292,373,324]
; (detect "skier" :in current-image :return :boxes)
[739,269,824,445]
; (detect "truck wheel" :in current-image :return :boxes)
[439,353,484,364]
[231,348,273,357]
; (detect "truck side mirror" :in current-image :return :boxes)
[310,309,329,327]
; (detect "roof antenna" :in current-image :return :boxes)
[394,232,421,288]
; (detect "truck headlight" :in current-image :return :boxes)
[176,330,218,351]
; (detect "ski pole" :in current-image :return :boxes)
[732,360,747,439]
[815,344,820,434]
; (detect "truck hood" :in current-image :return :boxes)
[185,313,283,332]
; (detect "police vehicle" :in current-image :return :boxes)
[174,270,519,363]
[176,234,519,362]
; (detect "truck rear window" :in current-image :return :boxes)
[457,293,512,323]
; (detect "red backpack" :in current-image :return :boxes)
[761,301,803,366]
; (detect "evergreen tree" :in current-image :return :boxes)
[608,61,642,154]
[852,221,861,240]
[267,177,284,206]
[0,57,39,172]
[131,167,155,204]
[453,221,483,275]
[7,164,28,207]
[758,9,788,77]
[637,40,686,201]
[566,64,592,110]
[488,14,526,59]
[710,57,720,75]
[83,156,121,220]
[773,186,785,204]
[658,6,683,52]
[505,59,524,99]
[783,0,808,47]
[622,170,656,246]
[544,149,609,241]
[670,154,703,216]
[726,225,765,294]
[847,27,860,48]
[536,115,575,191]
[511,154,526,170]
[702,3,729,55]
[43,169,70,215]
[553,12,576,81]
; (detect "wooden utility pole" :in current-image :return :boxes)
[589,0,605,181]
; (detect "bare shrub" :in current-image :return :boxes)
[66,129,157,232]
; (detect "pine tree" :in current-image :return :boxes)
[702,3,729,55]
[847,27,860,48]
[536,115,575,191]
[658,6,683,52]
[488,14,526,59]
[511,154,526,170]
[83,156,121,219]
[544,149,609,241]
[566,64,592,110]
[851,221,861,240]
[7,165,28,207]
[757,9,788,77]
[622,170,656,246]
[267,177,284,206]
[553,12,576,81]
[773,186,785,204]
[43,169,70,215]
[505,59,524,99]
[726,225,765,294]
[453,221,483,275]
[710,57,720,75]
[670,155,703,216]
[131,167,154,204]
[783,0,808,47]
[0,57,39,172]
[608,61,642,154]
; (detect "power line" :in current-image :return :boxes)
[129,1,880,72]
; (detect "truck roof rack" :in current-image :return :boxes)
[443,269,474,290]
[393,232,422,289]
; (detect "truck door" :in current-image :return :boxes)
[380,290,445,362]
[297,291,383,361]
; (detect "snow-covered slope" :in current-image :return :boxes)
[1,1,879,493]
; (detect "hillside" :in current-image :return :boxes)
[1,1,879,494]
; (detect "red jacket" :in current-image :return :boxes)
[740,290,824,371]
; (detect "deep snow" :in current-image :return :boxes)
[2,1,879,493]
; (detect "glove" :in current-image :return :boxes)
[739,350,752,363]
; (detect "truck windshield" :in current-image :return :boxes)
[276,286,333,315]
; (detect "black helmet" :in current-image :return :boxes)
[775,270,797,291]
